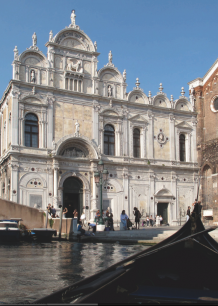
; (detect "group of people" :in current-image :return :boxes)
[47,204,59,218]
[142,215,163,227]
[95,209,114,231]
[120,207,141,230]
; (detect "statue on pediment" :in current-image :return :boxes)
[94,41,97,52]
[49,30,53,42]
[32,32,37,47]
[71,9,76,27]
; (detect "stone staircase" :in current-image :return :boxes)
[91,228,178,243]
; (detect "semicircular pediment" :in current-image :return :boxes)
[53,29,94,52]
[155,188,174,197]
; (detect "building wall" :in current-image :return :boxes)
[0,15,199,225]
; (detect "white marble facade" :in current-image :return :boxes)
[0,12,198,225]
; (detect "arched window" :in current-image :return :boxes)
[179,134,186,162]
[104,124,115,156]
[133,128,140,158]
[25,113,38,148]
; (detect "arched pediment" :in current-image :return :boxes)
[19,50,48,67]
[153,94,171,108]
[155,188,174,197]
[98,67,123,83]
[53,28,95,52]
[100,109,120,117]
[127,89,149,104]
[22,96,43,105]
[175,98,192,111]
[19,173,47,188]
[55,135,99,159]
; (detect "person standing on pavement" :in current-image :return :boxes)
[133,207,140,230]
[146,216,150,227]
[120,210,128,230]
[160,215,163,226]
[150,215,154,227]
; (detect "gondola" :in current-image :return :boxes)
[33,215,218,304]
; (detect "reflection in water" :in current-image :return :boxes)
[0,242,147,304]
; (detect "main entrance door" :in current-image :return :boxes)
[63,177,83,219]
[157,203,168,224]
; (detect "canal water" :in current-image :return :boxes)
[0,241,148,304]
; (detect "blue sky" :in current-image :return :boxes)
[0,0,218,99]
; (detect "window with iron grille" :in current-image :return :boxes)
[104,124,115,156]
[25,113,39,148]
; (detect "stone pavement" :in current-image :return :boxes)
[69,224,218,244]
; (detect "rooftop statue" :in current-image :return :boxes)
[71,9,76,27]
[49,30,53,42]
[109,50,112,64]
[32,32,37,47]
[13,46,19,60]
[94,41,97,52]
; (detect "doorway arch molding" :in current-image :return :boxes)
[59,171,90,190]
[58,171,91,218]
[154,188,175,225]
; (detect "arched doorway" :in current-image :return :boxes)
[63,177,83,219]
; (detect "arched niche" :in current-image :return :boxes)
[175,98,192,111]
[153,94,171,108]
[56,135,99,159]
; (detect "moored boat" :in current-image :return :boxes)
[30,228,57,242]
[0,220,20,243]
[33,217,218,304]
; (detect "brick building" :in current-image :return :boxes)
[189,60,218,221]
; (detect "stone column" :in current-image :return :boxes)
[38,69,41,85]
[123,113,128,156]
[176,130,180,161]
[169,114,176,161]
[123,171,129,215]
[26,66,29,82]
[5,102,8,150]
[192,120,197,163]
[42,121,45,148]
[53,163,59,208]
[129,123,133,157]
[81,80,83,93]
[92,103,99,145]
[186,134,191,162]
[148,111,154,159]
[116,130,121,156]
[141,127,146,158]
[47,101,54,149]
[149,173,155,216]
[100,129,104,154]
[11,164,18,202]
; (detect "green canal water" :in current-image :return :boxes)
[0,241,148,304]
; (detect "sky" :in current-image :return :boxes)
[0,0,218,100]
